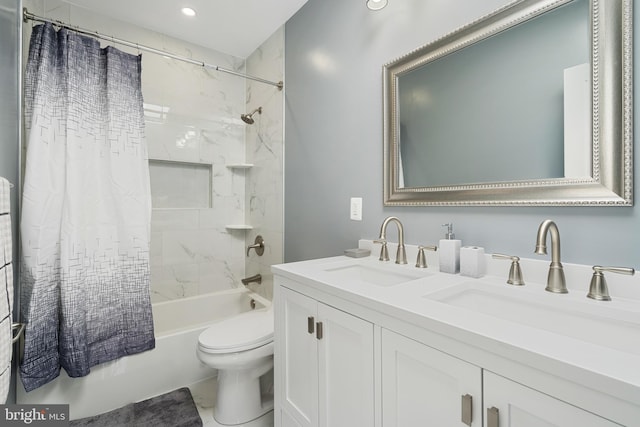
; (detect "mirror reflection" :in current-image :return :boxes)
[398,0,589,187]
[383,0,633,206]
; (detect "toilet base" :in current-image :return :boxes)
[212,409,273,427]
[212,363,274,425]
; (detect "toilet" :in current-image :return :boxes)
[197,308,274,426]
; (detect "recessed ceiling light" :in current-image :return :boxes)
[181,7,196,17]
[366,0,388,11]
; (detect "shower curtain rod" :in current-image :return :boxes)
[22,8,284,90]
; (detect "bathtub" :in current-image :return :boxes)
[16,287,271,420]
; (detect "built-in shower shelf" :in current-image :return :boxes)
[225,224,254,230]
[226,163,254,169]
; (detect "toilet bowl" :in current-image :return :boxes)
[197,308,274,426]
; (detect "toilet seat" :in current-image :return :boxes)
[198,310,273,353]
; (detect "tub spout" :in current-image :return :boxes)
[241,274,262,286]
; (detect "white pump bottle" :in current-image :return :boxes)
[439,223,461,274]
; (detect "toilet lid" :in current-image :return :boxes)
[198,309,273,353]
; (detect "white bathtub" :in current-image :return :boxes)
[17,287,271,420]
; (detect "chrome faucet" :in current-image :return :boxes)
[534,219,567,293]
[492,253,525,286]
[587,266,635,301]
[241,274,262,286]
[374,216,407,264]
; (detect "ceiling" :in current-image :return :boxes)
[62,0,308,58]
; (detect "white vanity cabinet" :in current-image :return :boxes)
[275,284,375,427]
[273,257,639,427]
[381,329,620,427]
[483,372,621,427]
[381,328,482,426]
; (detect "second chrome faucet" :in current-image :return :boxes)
[374,216,407,264]
[535,219,567,293]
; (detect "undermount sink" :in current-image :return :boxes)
[321,262,431,287]
[424,281,640,356]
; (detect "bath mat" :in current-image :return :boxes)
[69,387,202,427]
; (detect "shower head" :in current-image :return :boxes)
[241,107,262,125]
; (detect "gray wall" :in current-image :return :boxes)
[0,0,21,405]
[284,0,639,268]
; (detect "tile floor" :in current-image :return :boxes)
[189,377,274,427]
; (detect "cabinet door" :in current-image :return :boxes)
[281,408,303,427]
[483,371,621,427]
[317,304,375,427]
[381,329,482,426]
[278,287,319,427]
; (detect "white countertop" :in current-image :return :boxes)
[272,240,640,415]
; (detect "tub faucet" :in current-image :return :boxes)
[534,219,567,293]
[374,216,407,264]
[241,274,262,286]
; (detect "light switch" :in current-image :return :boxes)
[350,197,363,221]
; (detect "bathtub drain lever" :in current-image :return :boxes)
[241,274,262,286]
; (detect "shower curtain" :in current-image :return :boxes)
[20,23,155,392]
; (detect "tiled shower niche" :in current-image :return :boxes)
[149,159,212,209]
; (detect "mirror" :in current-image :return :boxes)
[383,0,632,206]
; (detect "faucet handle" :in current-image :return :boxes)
[492,253,525,286]
[373,238,389,262]
[247,235,265,256]
[416,245,437,268]
[588,265,635,301]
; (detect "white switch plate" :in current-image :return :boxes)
[350,197,363,221]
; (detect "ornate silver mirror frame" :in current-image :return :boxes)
[383,0,632,206]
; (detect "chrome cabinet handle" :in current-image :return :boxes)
[316,321,323,340]
[487,406,499,427]
[461,394,473,426]
[307,316,315,334]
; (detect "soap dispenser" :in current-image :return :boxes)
[439,223,461,274]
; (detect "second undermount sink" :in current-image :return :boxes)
[321,261,431,287]
[424,281,640,356]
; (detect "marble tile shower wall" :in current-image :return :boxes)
[145,50,247,302]
[245,28,285,301]
[24,0,264,302]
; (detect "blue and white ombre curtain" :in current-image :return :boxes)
[20,23,155,392]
